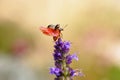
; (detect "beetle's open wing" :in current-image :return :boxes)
[40,27,59,36]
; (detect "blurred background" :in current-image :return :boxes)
[0,0,120,80]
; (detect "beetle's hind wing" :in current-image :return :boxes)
[40,27,55,36]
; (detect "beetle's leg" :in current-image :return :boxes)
[60,33,63,38]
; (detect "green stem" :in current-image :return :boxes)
[62,54,70,80]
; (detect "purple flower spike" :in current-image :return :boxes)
[49,38,83,79]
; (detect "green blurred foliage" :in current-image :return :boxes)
[107,66,120,80]
[0,21,34,54]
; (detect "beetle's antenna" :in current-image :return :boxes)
[63,24,68,29]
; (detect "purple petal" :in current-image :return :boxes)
[53,52,62,60]
[63,41,71,49]
[73,71,84,77]
[71,54,79,61]
[70,69,84,77]
[66,54,79,64]
[50,67,61,76]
